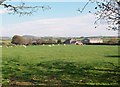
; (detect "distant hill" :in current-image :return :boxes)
[1,37,11,40]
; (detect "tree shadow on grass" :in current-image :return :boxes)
[2,84,119,87]
[2,59,120,86]
[105,55,120,58]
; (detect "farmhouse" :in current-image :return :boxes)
[64,39,83,45]
[82,38,103,44]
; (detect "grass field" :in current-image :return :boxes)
[1,45,120,86]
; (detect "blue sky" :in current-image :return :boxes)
[0,1,118,37]
[2,2,96,25]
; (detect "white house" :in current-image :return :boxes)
[82,38,103,44]
[89,38,103,43]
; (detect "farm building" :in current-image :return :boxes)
[64,39,83,45]
[63,39,73,44]
[82,38,103,44]
[75,40,83,45]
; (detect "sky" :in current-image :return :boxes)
[0,1,118,37]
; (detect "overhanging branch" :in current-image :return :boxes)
[0,0,51,16]
[78,0,120,31]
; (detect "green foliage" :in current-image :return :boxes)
[107,38,119,44]
[2,45,120,86]
[57,39,62,44]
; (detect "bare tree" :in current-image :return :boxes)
[0,0,51,16]
[78,0,120,31]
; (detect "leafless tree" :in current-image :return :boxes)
[78,0,120,31]
[0,0,51,16]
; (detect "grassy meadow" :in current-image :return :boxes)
[2,45,120,86]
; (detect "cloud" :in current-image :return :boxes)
[0,8,12,14]
[2,14,118,37]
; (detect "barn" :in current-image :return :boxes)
[64,39,83,45]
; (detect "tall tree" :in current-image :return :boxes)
[11,35,29,45]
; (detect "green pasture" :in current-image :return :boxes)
[2,45,120,86]
[2,40,11,44]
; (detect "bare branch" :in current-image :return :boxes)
[79,0,120,31]
[77,1,90,13]
[0,0,51,16]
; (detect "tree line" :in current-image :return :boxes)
[11,35,62,45]
[1,35,119,46]
[10,35,119,45]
